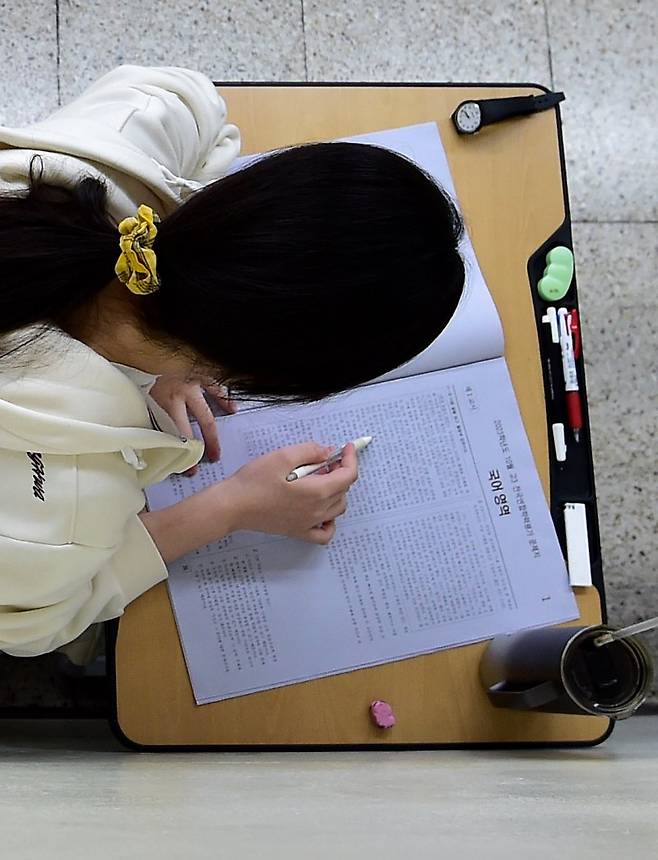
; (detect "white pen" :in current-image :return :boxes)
[286,435,374,482]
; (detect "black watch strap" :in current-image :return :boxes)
[479,92,565,127]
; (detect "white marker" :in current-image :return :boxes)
[551,422,567,462]
[564,502,592,587]
[286,436,373,482]
[541,306,559,344]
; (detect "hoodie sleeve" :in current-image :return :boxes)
[0,444,171,659]
[0,512,168,658]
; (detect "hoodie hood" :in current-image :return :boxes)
[0,63,240,222]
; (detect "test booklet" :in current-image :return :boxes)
[145,122,579,705]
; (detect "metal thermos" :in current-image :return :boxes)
[480,624,653,719]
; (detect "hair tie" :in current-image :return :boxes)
[115,204,161,295]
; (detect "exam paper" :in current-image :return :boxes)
[146,358,578,705]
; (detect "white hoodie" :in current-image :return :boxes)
[0,65,241,659]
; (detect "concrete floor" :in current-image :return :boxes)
[1,715,657,858]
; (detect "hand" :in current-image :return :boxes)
[225,441,359,545]
[149,375,237,476]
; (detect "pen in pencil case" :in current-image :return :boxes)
[286,435,373,482]
[557,307,583,442]
[541,306,559,402]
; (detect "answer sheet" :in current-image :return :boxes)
[146,358,578,704]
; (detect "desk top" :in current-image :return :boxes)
[111,84,607,749]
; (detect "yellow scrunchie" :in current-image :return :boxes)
[115,204,161,295]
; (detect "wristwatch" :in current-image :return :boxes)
[451,92,565,135]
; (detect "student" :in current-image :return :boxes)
[0,65,465,664]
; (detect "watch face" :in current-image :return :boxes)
[456,102,482,133]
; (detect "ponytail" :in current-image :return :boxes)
[0,155,118,337]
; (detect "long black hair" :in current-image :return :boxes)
[0,143,465,402]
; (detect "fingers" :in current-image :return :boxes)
[168,401,198,477]
[280,441,334,470]
[324,497,348,520]
[313,442,359,494]
[168,399,195,439]
[187,391,221,461]
[306,520,336,545]
[303,496,348,545]
[169,391,222,475]
[205,383,238,414]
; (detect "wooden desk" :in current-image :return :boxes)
[109,84,609,749]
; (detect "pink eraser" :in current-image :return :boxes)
[370,700,396,729]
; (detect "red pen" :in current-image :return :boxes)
[558,308,583,442]
[568,308,581,359]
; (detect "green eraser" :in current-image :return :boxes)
[543,262,572,281]
[538,245,574,301]
[546,246,574,270]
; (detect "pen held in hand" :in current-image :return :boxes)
[286,435,373,482]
